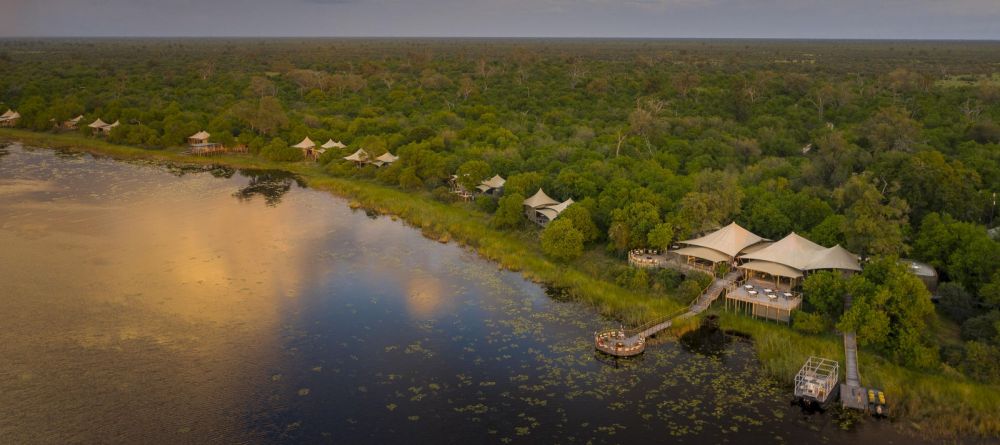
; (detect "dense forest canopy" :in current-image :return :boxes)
[2,38,999,381]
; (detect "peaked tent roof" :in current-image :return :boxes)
[673,246,731,264]
[739,232,826,271]
[67,115,83,123]
[292,137,316,149]
[547,198,575,214]
[376,152,398,163]
[107,120,120,128]
[322,139,347,149]
[679,222,765,258]
[480,174,506,189]
[523,189,559,209]
[88,118,108,128]
[189,130,210,140]
[804,245,861,272]
[0,109,14,119]
[344,148,369,162]
[740,260,804,279]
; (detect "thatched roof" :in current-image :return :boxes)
[523,189,558,209]
[344,148,369,162]
[322,139,347,149]
[292,137,316,149]
[679,222,765,258]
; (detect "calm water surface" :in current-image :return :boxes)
[0,144,930,444]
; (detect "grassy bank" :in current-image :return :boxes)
[719,313,1000,439]
[4,128,999,440]
[0,129,680,325]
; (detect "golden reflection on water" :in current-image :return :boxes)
[0,148,339,442]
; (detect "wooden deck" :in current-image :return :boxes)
[724,281,802,323]
[595,271,740,357]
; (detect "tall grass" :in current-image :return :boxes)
[719,312,1000,439]
[6,128,999,439]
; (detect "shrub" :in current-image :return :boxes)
[792,312,828,335]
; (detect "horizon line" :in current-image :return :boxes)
[1,35,999,42]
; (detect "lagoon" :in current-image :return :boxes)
[0,143,926,444]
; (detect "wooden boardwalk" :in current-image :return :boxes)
[840,295,867,410]
[596,270,740,357]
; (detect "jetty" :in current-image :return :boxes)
[595,270,740,357]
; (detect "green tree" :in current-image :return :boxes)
[608,202,660,252]
[835,174,910,256]
[541,218,584,262]
[492,193,525,229]
[803,271,848,320]
[646,222,675,251]
[455,160,491,192]
[559,204,600,243]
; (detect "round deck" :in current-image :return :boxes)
[594,329,645,357]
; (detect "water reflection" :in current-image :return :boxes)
[232,169,304,206]
[0,144,933,445]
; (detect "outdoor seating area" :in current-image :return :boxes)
[627,248,666,268]
[725,280,802,323]
[594,328,645,357]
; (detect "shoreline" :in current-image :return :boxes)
[3,128,998,440]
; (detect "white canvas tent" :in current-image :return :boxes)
[322,139,347,149]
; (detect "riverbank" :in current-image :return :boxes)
[3,129,998,440]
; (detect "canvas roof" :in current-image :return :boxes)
[523,189,559,208]
[344,148,369,162]
[536,208,560,222]
[88,118,108,128]
[0,109,13,119]
[740,260,804,279]
[107,120,120,128]
[189,130,210,140]
[546,198,575,215]
[292,137,316,149]
[322,139,347,149]
[376,152,398,163]
[739,232,826,271]
[672,246,731,263]
[804,244,861,272]
[679,222,765,258]
[480,174,506,189]
[68,115,83,123]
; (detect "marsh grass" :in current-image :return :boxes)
[5,128,999,439]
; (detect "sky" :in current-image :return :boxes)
[1,0,998,40]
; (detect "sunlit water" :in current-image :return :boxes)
[0,144,929,444]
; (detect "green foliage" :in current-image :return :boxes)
[961,341,1000,383]
[646,222,675,251]
[261,138,303,162]
[608,202,660,252]
[491,192,525,229]
[540,218,584,262]
[936,282,977,323]
[834,174,910,256]
[474,194,497,213]
[837,257,938,368]
[960,310,1000,344]
[455,160,491,192]
[558,204,600,243]
[803,271,848,319]
[914,212,1000,294]
[792,311,828,335]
